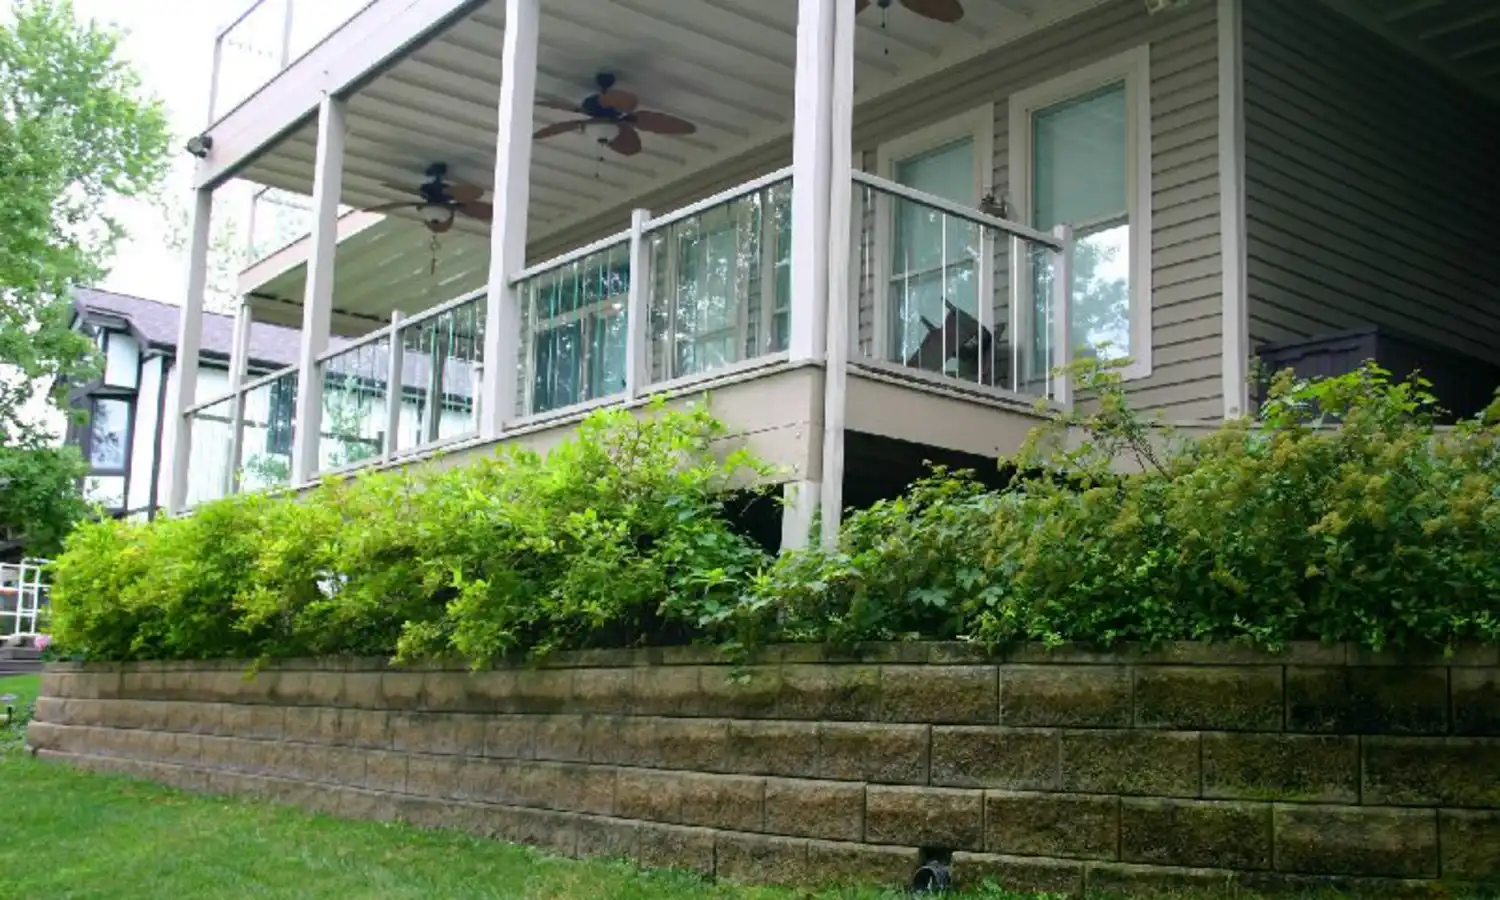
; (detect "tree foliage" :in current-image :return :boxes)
[0,0,171,549]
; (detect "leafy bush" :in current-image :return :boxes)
[49,403,771,665]
[744,361,1500,654]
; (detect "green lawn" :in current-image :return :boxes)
[0,672,40,751]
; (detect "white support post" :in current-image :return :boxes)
[167,188,213,514]
[788,0,835,363]
[480,0,540,438]
[781,480,821,552]
[1051,224,1074,409]
[291,95,347,486]
[817,0,857,549]
[624,208,652,399]
[383,311,405,461]
[226,300,253,494]
[1218,0,1249,418]
[280,0,297,68]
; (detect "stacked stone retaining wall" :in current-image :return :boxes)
[27,643,1500,894]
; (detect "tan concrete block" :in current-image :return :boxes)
[778,665,880,720]
[635,823,715,877]
[655,717,730,772]
[340,709,390,750]
[341,672,384,709]
[1119,798,1270,870]
[379,671,426,710]
[865,786,984,851]
[1275,805,1438,878]
[763,778,863,841]
[1084,861,1232,895]
[363,750,407,794]
[532,714,587,761]
[1290,667,1449,735]
[405,754,464,799]
[630,666,706,717]
[573,669,635,716]
[931,726,1058,791]
[1201,733,1358,803]
[1452,668,1500,736]
[220,704,284,741]
[615,768,682,822]
[985,791,1118,860]
[1000,665,1132,728]
[301,672,344,707]
[510,807,580,857]
[881,665,998,724]
[714,833,810,885]
[1061,730,1201,798]
[952,851,1084,895]
[338,787,400,823]
[484,714,536,759]
[511,668,574,715]
[1134,666,1283,731]
[575,816,639,860]
[1440,810,1500,881]
[321,746,367,787]
[1363,736,1500,807]
[698,666,780,719]
[817,722,929,785]
[804,841,921,887]
[725,720,818,777]
[456,757,519,805]
[678,773,763,832]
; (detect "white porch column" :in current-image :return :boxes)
[818,0,857,548]
[291,95,347,485]
[480,0,540,438]
[226,299,254,494]
[166,187,214,514]
[787,0,836,363]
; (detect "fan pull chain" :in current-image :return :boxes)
[429,233,441,277]
[883,8,890,55]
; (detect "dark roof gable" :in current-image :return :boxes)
[72,287,302,369]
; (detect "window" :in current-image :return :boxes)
[1009,46,1152,378]
[526,248,630,414]
[874,105,994,379]
[88,398,132,472]
[102,331,140,389]
[266,375,296,455]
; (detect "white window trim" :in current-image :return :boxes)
[1008,45,1154,380]
[871,104,996,364]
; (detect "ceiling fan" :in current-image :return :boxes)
[856,0,965,23]
[534,73,697,157]
[360,163,492,233]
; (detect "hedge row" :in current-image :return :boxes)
[50,364,1500,665]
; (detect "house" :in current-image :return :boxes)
[168,0,1500,546]
[68,289,480,516]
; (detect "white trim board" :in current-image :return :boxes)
[1217,0,1249,418]
[1007,44,1154,381]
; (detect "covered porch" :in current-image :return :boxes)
[174,0,1093,541]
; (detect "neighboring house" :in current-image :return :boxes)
[171,0,1500,545]
[68,289,479,516]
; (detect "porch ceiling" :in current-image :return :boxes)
[233,0,1101,320]
[242,214,491,333]
[1329,0,1500,99]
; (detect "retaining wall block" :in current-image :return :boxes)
[763,777,863,842]
[1201,733,1359,803]
[1119,798,1272,870]
[1060,730,1201,797]
[1451,668,1500,736]
[983,790,1118,860]
[951,852,1084,895]
[816,722,929,785]
[1134,666,1283,731]
[864,786,984,851]
[1363,736,1500,807]
[715,833,811,885]
[1438,810,1500,881]
[678,772,764,833]
[880,665,997,725]
[931,726,1060,791]
[1000,665,1132,728]
[1273,805,1438,878]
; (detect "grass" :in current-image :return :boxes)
[0,672,40,751]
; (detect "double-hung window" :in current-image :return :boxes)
[1009,46,1152,378]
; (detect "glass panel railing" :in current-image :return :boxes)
[391,294,485,453]
[316,337,390,473]
[851,172,1070,402]
[246,185,314,264]
[239,368,298,492]
[516,238,631,417]
[646,176,792,384]
[208,0,367,123]
[184,397,236,507]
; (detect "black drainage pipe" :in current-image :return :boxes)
[911,858,952,893]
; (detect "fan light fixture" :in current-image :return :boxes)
[417,204,456,231]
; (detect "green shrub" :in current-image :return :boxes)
[49,402,772,665]
[743,361,1500,654]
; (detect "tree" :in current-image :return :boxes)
[0,0,171,554]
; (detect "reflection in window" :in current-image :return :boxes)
[525,245,630,415]
[89,398,131,470]
[1031,80,1132,364]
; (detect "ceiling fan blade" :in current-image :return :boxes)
[458,200,494,222]
[630,109,697,136]
[379,182,420,196]
[360,201,417,214]
[609,123,643,156]
[855,0,870,11]
[901,0,964,22]
[538,97,583,113]
[597,88,639,113]
[448,182,485,203]
[534,120,590,139]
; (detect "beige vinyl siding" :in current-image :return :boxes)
[530,0,1225,420]
[1243,0,1500,364]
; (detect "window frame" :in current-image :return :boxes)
[871,104,996,367]
[85,395,135,476]
[1007,45,1154,381]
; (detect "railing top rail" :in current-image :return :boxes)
[644,166,794,233]
[852,170,1063,250]
[512,230,632,285]
[215,0,274,42]
[184,363,299,417]
[312,288,485,366]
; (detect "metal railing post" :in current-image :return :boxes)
[383,312,405,461]
[624,209,652,399]
[1051,223,1074,409]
